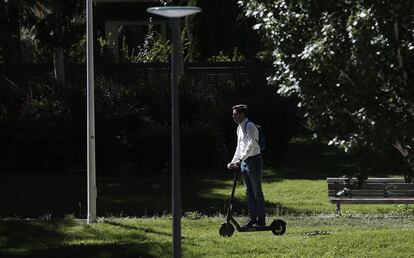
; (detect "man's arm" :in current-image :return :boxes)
[239,122,259,161]
[228,127,242,169]
[230,127,242,163]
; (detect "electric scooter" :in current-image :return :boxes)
[219,168,286,237]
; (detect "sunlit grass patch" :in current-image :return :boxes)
[2,215,414,257]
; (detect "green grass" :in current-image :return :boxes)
[1,169,410,219]
[2,215,414,257]
[1,137,414,257]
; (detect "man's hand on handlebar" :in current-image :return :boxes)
[227,161,241,171]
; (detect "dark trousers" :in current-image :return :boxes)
[240,154,265,223]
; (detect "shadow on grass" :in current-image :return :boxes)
[0,172,86,219]
[0,219,169,258]
[0,170,321,219]
[0,137,356,218]
[102,220,172,238]
[0,243,165,258]
[0,220,71,250]
[182,174,302,216]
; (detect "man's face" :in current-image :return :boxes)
[232,109,244,124]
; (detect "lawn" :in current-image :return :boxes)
[2,215,414,257]
[1,137,414,257]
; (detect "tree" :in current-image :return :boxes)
[239,0,414,174]
[0,0,24,86]
[22,1,84,82]
[189,0,261,61]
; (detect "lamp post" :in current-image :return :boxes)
[86,0,97,224]
[147,6,201,258]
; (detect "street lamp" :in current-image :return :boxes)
[86,0,96,224]
[147,6,201,258]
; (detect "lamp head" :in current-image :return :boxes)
[147,6,201,18]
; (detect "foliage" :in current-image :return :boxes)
[114,18,195,64]
[239,0,414,175]
[1,78,85,171]
[155,0,257,62]
[207,47,246,62]
[190,0,262,61]
[0,75,148,172]
[21,1,84,50]
[20,26,51,63]
[0,0,24,85]
[96,33,116,63]
[0,62,297,175]
[92,76,148,174]
[118,18,171,63]
[0,76,21,122]
[128,121,228,175]
[66,34,86,64]
[128,74,278,174]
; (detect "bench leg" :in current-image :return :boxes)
[336,204,342,215]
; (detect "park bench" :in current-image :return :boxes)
[327,177,414,215]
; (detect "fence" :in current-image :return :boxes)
[1,61,271,86]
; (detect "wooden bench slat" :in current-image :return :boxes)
[329,198,414,204]
[326,177,414,214]
[329,195,414,198]
[328,184,414,191]
[328,190,414,195]
[327,177,407,183]
[328,183,414,190]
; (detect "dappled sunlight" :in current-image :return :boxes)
[188,175,311,216]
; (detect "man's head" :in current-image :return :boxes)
[232,104,248,124]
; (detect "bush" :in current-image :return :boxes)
[181,122,228,174]
[0,63,300,176]
[1,78,83,171]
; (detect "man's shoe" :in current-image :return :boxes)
[253,222,266,227]
[242,220,256,227]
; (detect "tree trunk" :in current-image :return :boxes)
[53,47,65,83]
[393,18,408,88]
[52,2,65,83]
[184,0,199,61]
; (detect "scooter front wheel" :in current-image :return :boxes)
[219,223,234,237]
[270,219,286,236]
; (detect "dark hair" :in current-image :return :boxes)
[232,104,248,116]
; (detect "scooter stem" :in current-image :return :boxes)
[226,169,239,221]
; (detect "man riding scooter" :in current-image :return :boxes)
[227,104,266,227]
[220,104,286,237]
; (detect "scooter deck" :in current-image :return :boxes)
[222,169,286,236]
[238,225,272,232]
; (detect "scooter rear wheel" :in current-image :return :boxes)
[219,223,234,237]
[270,219,286,236]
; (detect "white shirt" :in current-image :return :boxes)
[231,118,261,163]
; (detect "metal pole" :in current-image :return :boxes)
[86,0,97,224]
[170,17,182,258]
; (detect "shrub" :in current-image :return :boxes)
[0,63,299,176]
[2,78,82,171]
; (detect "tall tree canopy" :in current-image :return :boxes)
[0,0,24,85]
[239,0,414,174]
[0,0,84,83]
[22,1,84,82]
